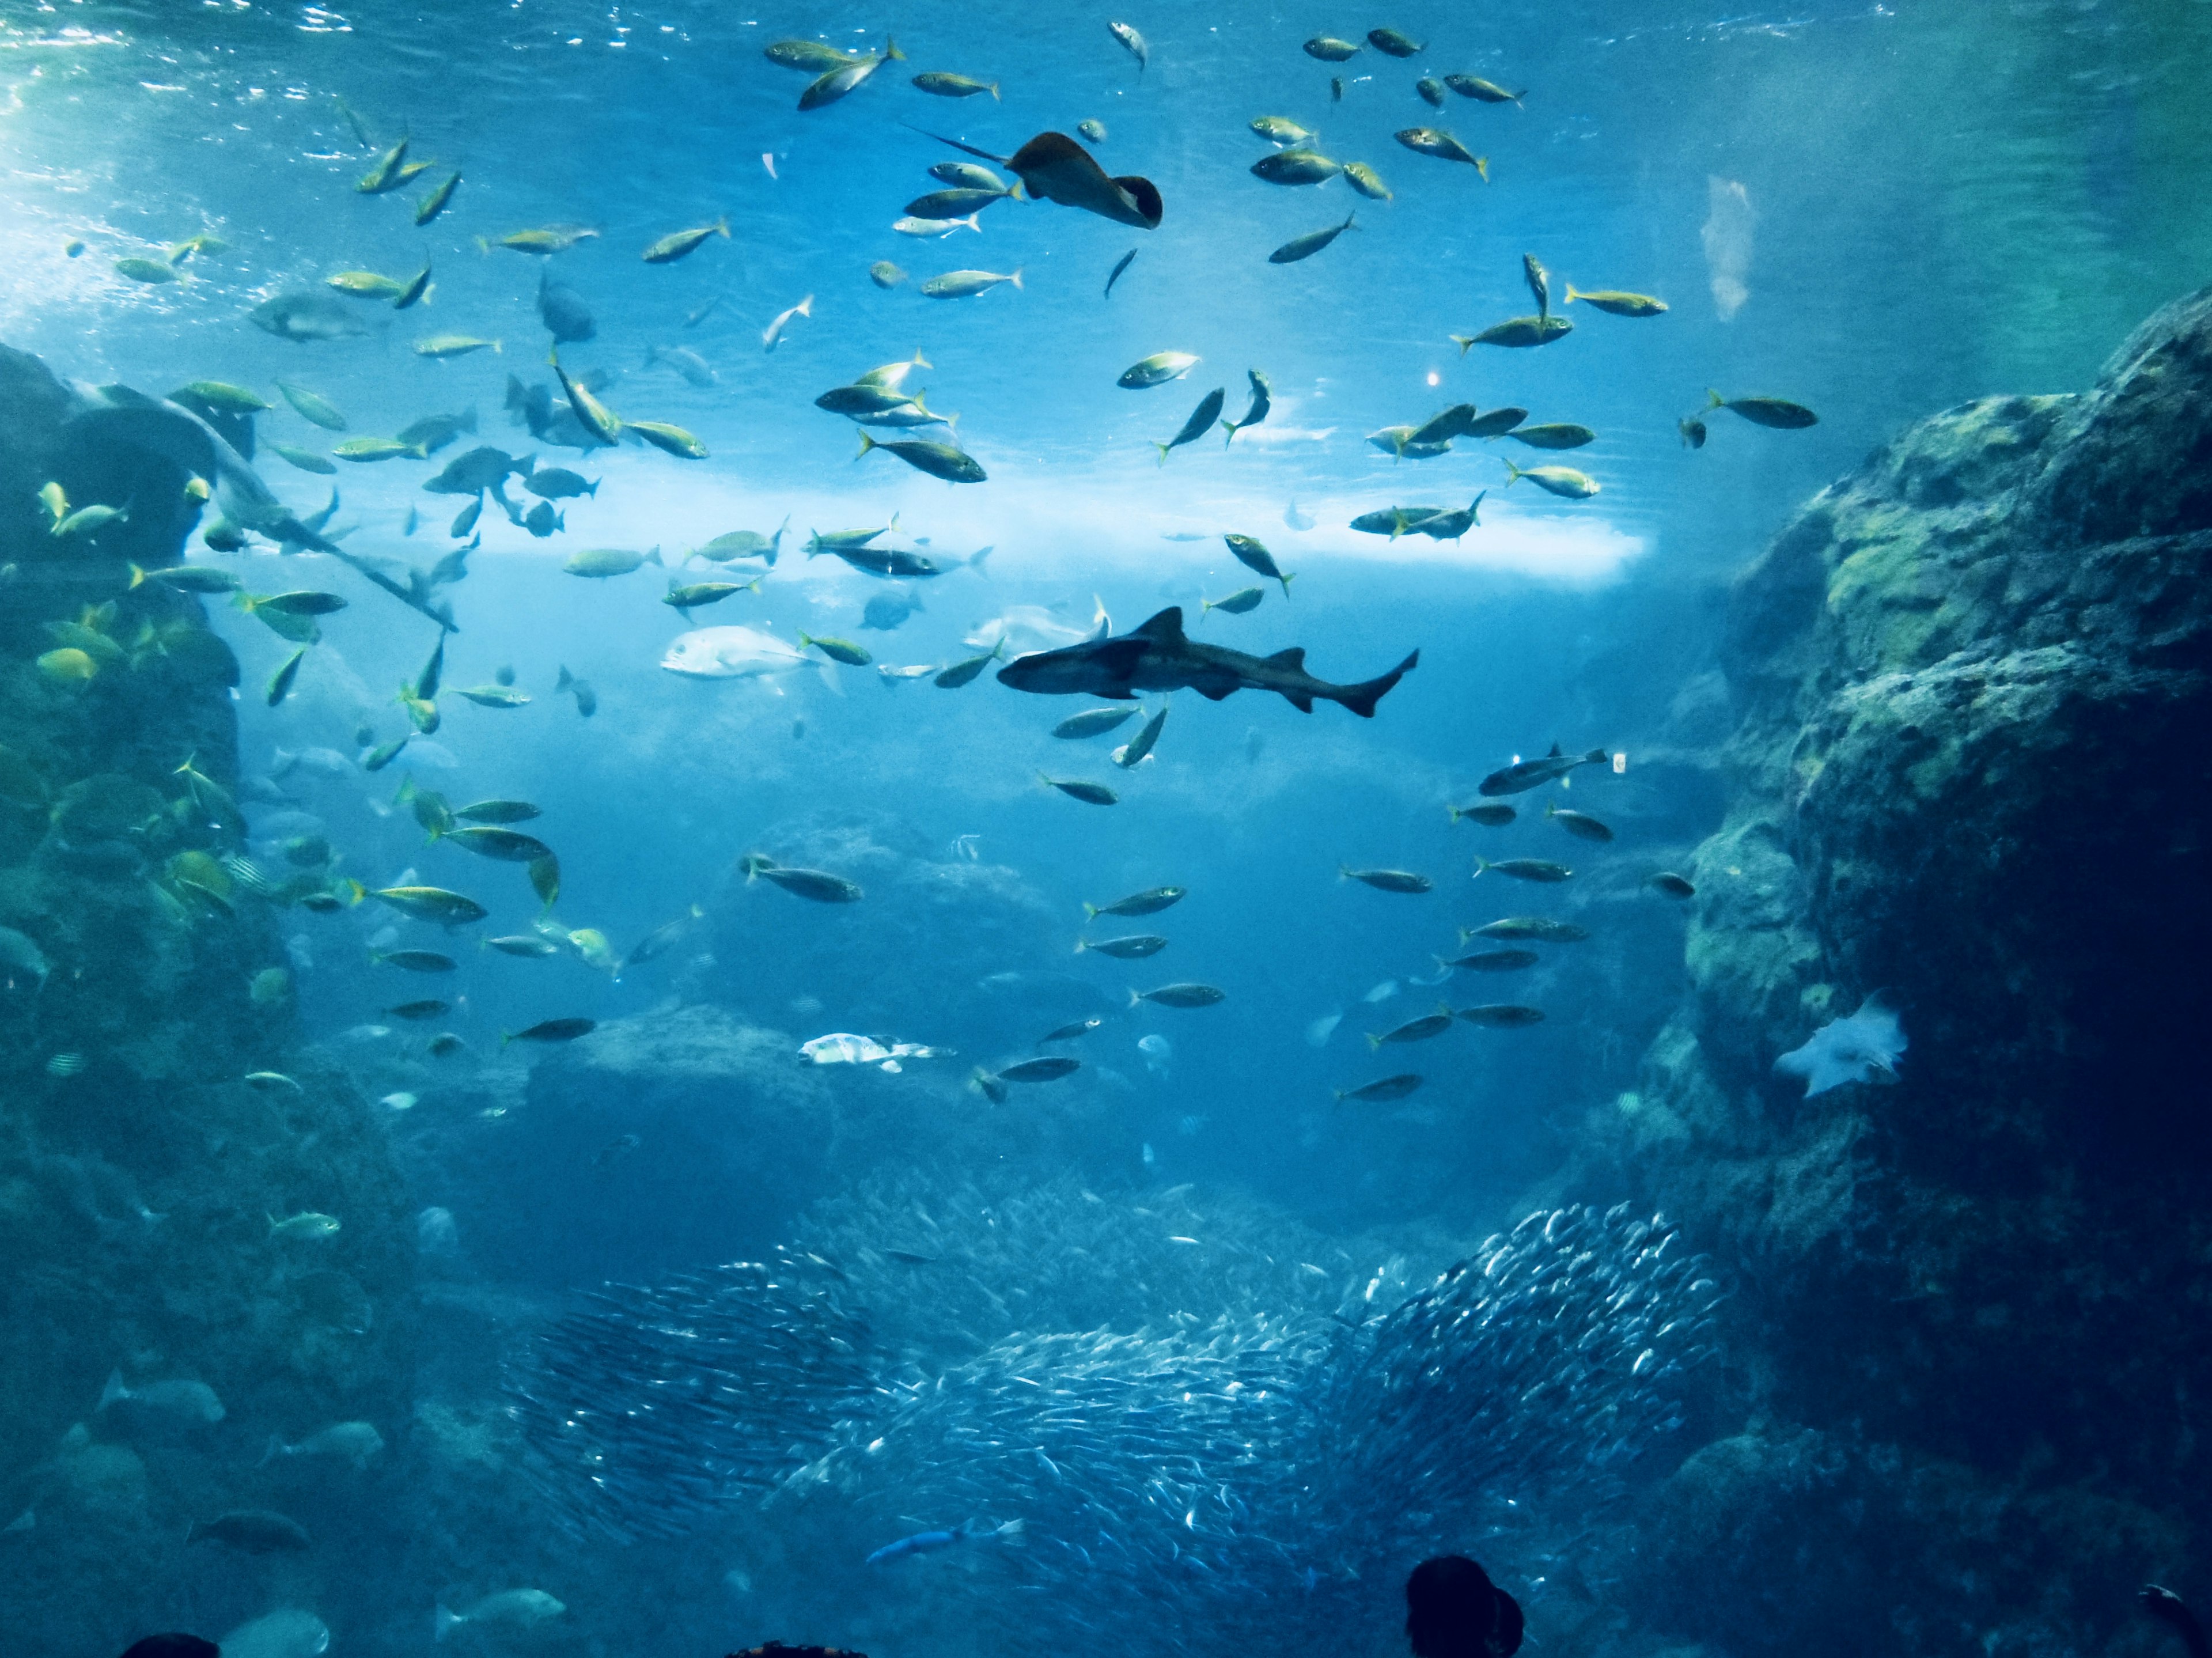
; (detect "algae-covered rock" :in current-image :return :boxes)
[1597,290,2212,1657]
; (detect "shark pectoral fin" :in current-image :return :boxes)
[1263,647,1306,669]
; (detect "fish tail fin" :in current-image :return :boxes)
[259,1434,283,1467]
[989,81,1001,100]
[586,479,598,496]
[1706,388,1725,409]
[1469,490,1485,526]
[715,217,730,238]
[1127,988,1143,1010]
[1451,334,1475,355]
[796,294,815,317]
[1152,441,1170,465]
[1447,804,1463,823]
[490,339,502,353]
[1472,856,1490,877]
[964,214,982,233]
[1009,268,1024,289]
[127,562,146,589]
[884,35,905,60]
[1074,938,1089,953]
[1365,1032,1382,1051]
[435,1605,461,1642]
[556,664,574,691]
[1082,903,1100,920]
[646,545,663,567]
[856,430,878,459]
[1564,284,1581,304]
[99,1369,127,1411]
[1346,210,1359,230]
[497,1031,514,1051]
[1279,571,1296,598]
[1546,801,1558,818]
[1221,420,1237,445]
[1502,458,1524,483]
[1332,649,1418,720]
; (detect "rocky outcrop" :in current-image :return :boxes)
[1598,292,2212,1655]
[0,345,416,1654]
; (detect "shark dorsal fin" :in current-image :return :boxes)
[1546,741,1562,757]
[1264,646,1306,670]
[1133,606,1185,643]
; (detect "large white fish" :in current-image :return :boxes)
[963,601,1108,657]
[661,624,819,681]
[1773,991,1905,1097]
[799,1032,946,1072]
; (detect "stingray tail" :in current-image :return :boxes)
[900,122,1011,165]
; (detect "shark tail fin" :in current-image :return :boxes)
[1334,649,1420,719]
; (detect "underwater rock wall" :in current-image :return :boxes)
[0,343,417,1655]
[1600,292,2212,1655]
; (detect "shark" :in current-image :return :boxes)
[996,606,1416,717]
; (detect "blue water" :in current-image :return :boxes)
[3,1,2209,1654]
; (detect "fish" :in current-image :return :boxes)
[262,1420,384,1470]
[373,885,488,924]
[1119,351,1199,389]
[115,255,181,283]
[187,1510,311,1553]
[801,1032,942,1070]
[502,1019,597,1046]
[630,421,708,459]
[1522,252,1553,320]
[1442,948,1537,972]
[642,218,730,263]
[1680,417,1708,449]
[1342,162,1393,200]
[1222,534,1294,597]
[763,294,814,350]
[1445,73,1522,103]
[696,523,789,565]
[870,261,908,288]
[1085,885,1185,919]
[623,905,704,972]
[1502,457,1600,498]
[798,40,905,111]
[1418,77,1445,106]
[800,632,873,667]
[1453,315,1572,351]
[1270,212,1358,264]
[908,186,1015,218]
[909,127,1163,230]
[1464,917,1588,944]
[537,271,597,343]
[374,949,457,974]
[646,345,715,387]
[1043,775,1119,805]
[274,380,347,430]
[435,1591,566,1641]
[1369,27,1423,55]
[333,437,427,462]
[665,580,759,612]
[497,224,600,253]
[893,213,984,237]
[415,170,461,224]
[1508,423,1596,450]
[238,589,349,616]
[1304,36,1362,60]
[1706,389,1819,428]
[1202,588,1266,617]
[1368,1006,1455,1047]
[1457,1003,1546,1027]
[1479,744,1611,796]
[740,855,863,903]
[1075,934,1168,959]
[176,380,270,412]
[1219,369,1272,444]
[1395,128,1487,172]
[1251,149,1341,185]
[1155,387,1226,462]
[1250,116,1320,146]
[933,647,1003,688]
[1002,607,1414,718]
[566,546,661,578]
[764,39,865,70]
[1649,872,1696,899]
[267,1211,340,1239]
[1564,285,1666,316]
[856,431,986,482]
[1341,867,1433,894]
[251,291,370,342]
[661,624,821,682]
[1448,802,1516,826]
[986,1056,1081,1084]
[1368,427,1450,461]
[1545,803,1613,841]
[1039,1017,1103,1043]
[1078,118,1108,142]
[392,265,434,309]
[1109,20,1148,70]
[1336,1074,1423,1103]
[1054,706,1139,739]
[913,71,1000,99]
[1410,494,1485,540]
[485,934,562,957]
[526,466,597,499]
[441,826,552,862]
[413,335,500,358]
[921,268,1022,298]
[99,1369,224,1422]
[1775,992,1906,1096]
[1110,701,1170,768]
[385,998,451,1021]
[1129,983,1225,1009]
[1472,856,1573,883]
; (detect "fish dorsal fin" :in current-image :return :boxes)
[1133,606,1185,643]
[1264,646,1306,670]
[1546,741,1562,756]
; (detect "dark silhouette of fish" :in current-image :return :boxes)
[909,126,1162,229]
[998,606,1414,716]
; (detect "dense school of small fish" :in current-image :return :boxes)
[508,1186,1720,1655]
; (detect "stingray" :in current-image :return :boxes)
[908,126,1162,229]
[1773,991,1907,1097]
